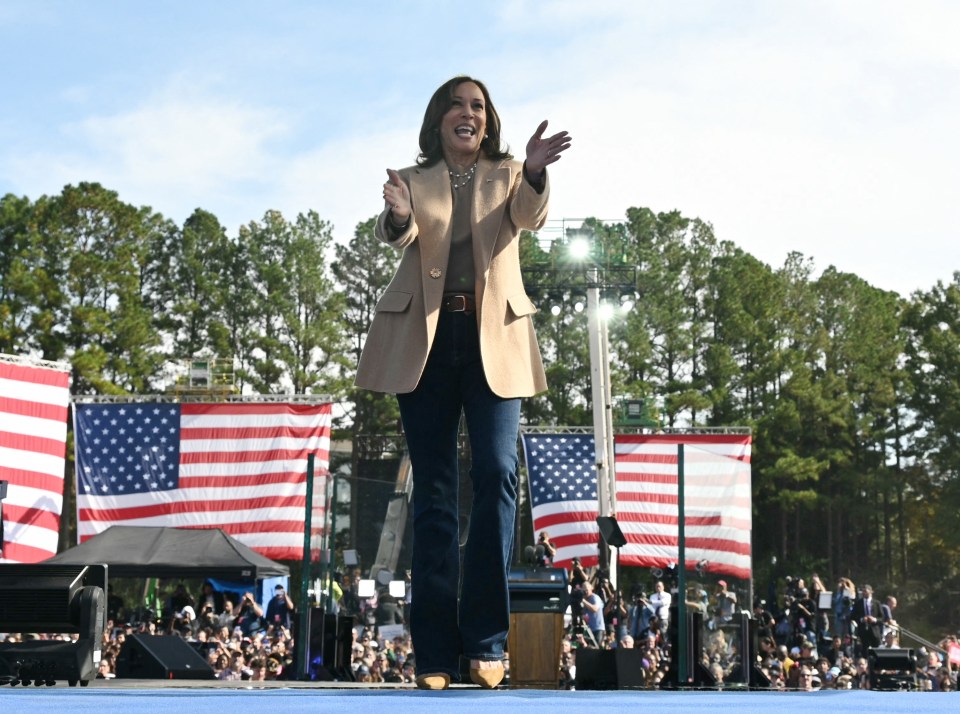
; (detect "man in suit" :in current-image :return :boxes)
[852,584,883,655]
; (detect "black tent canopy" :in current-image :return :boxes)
[44,526,290,580]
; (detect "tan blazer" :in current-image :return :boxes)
[355,158,549,398]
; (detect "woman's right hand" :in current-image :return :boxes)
[383,169,411,222]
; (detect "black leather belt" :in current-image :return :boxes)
[442,294,476,313]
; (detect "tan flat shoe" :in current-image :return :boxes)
[469,661,504,689]
[415,673,451,690]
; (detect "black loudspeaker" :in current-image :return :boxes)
[0,564,106,685]
[575,648,646,690]
[575,649,617,690]
[725,613,772,688]
[869,647,917,690]
[302,609,355,681]
[116,634,215,679]
[664,608,715,688]
[596,516,627,548]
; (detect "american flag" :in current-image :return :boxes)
[521,433,602,567]
[522,431,752,578]
[615,433,752,580]
[74,400,331,561]
[0,354,71,563]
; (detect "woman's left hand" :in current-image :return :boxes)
[525,120,572,180]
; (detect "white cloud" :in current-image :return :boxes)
[2,2,957,296]
[5,76,288,218]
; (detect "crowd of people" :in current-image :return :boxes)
[4,563,959,690]
[560,559,960,692]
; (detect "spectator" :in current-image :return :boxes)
[165,583,195,624]
[852,585,883,656]
[198,581,225,615]
[833,577,856,638]
[881,595,898,637]
[264,584,295,631]
[536,531,557,566]
[712,580,738,629]
[233,591,264,637]
[581,581,605,646]
[798,664,820,691]
[375,591,405,626]
[217,598,237,631]
[648,580,672,634]
[629,588,656,640]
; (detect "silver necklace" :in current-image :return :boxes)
[449,162,477,190]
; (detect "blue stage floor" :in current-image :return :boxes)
[2,687,956,714]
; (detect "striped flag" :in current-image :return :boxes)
[615,433,752,580]
[0,354,71,563]
[74,400,331,561]
[522,431,752,579]
[521,433,602,568]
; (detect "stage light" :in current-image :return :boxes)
[572,290,587,313]
[598,301,615,321]
[568,236,591,260]
[619,292,636,313]
[548,291,563,316]
[357,579,375,598]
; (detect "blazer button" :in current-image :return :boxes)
[429,268,442,279]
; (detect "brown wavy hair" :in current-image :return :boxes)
[417,76,512,167]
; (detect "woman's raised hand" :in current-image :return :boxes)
[525,120,572,179]
[383,169,412,221]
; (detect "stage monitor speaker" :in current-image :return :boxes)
[575,648,647,690]
[116,634,215,679]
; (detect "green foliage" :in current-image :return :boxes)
[5,184,960,637]
[331,217,402,439]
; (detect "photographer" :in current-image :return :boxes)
[629,588,656,640]
[265,584,295,631]
[234,591,264,637]
[536,530,557,566]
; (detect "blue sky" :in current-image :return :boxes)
[1,0,958,297]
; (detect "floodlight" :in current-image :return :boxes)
[567,236,591,260]
[572,290,587,313]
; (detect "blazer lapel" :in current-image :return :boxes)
[472,160,511,277]
[410,162,453,310]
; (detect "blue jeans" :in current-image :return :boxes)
[397,310,520,679]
